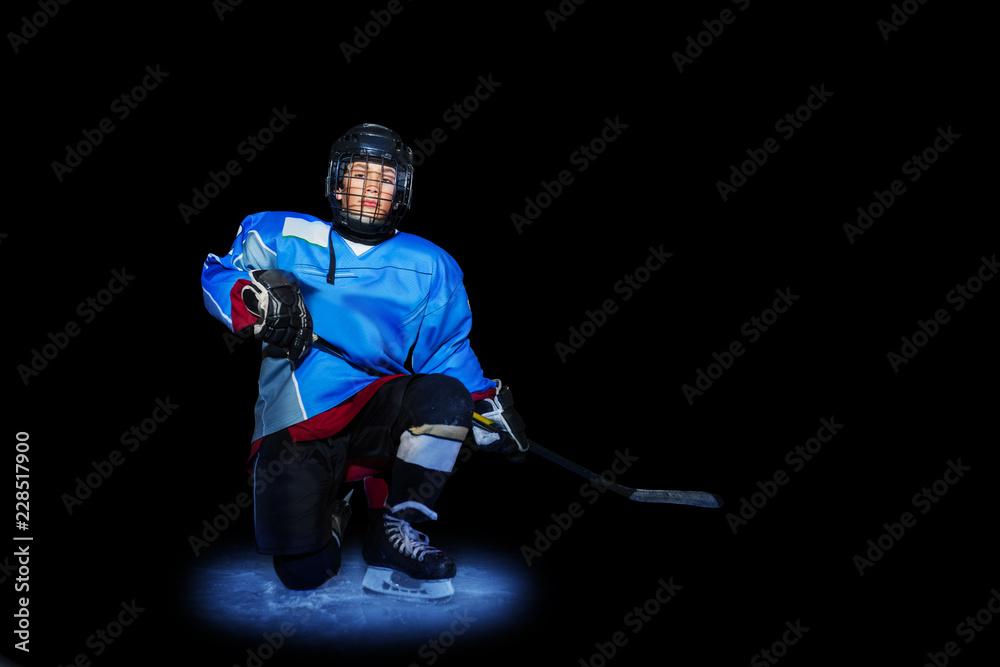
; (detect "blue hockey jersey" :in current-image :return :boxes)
[201,211,496,442]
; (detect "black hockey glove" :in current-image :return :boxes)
[240,269,313,360]
[473,382,528,464]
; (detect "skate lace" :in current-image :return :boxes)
[384,515,440,562]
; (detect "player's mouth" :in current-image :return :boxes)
[362,199,379,208]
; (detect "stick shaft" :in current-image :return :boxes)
[525,439,634,498]
[525,439,723,508]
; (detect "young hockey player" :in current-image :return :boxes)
[201,123,526,600]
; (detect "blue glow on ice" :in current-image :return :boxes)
[180,537,540,653]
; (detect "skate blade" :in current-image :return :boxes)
[361,566,454,603]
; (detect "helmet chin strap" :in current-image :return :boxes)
[326,211,396,285]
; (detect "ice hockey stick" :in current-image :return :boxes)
[471,411,723,508]
[523,438,724,508]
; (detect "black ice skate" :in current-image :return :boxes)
[362,502,456,602]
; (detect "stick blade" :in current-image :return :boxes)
[627,488,724,508]
[523,437,724,508]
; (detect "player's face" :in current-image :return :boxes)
[336,161,397,221]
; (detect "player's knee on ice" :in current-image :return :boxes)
[272,541,341,590]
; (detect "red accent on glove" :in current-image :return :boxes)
[471,386,497,402]
[230,278,257,333]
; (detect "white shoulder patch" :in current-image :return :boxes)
[282,216,329,247]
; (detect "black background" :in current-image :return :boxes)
[5,1,996,665]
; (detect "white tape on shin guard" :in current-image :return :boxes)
[388,501,438,521]
[397,431,463,473]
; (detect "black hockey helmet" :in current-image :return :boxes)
[325,123,414,244]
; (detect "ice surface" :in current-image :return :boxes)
[179,536,540,654]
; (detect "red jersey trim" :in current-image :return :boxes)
[247,377,497,467]
[247,374,404,464]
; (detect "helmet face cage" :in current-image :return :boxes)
[325,125,414,240]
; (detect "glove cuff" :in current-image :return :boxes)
[230,278,261,333]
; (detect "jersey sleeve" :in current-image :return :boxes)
[200,212,281,332]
